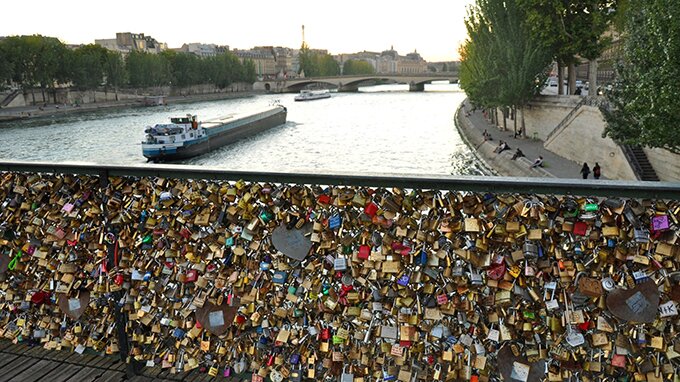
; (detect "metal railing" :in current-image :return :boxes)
[620,144,644,181]
[1,160,678,199]
[0,89,21,108]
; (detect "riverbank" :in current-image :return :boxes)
[0,90,262,123]
[454,100,588,179]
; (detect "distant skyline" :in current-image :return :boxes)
[1,0,473,61]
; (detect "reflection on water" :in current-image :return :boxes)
[0,84,488,176]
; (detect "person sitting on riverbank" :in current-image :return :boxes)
[511,148,524,160]
[483,129,492,141]
[494,140,510,154]
[531,156,544,168]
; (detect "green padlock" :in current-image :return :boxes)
[585,203,599,212]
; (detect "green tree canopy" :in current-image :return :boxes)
[343,60,375,75]
[71,44,109,90]
[460,0,551,110]
[298,43,339,77]
[602,0,680,153]
[0,43,13,88]
[126,51,172,88]
[519,0,618,93]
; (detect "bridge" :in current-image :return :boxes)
[253,73,459,93]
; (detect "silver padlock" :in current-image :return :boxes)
[340,365,354,382]
[334,256,347,271]
[270,369,283,382]
[523,241,538,258]
[468,263,483,286]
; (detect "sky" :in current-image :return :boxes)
[1,0,474,62]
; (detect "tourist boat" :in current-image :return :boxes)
[294,89,331,102]
[142,105,287,161]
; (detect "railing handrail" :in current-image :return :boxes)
[620,144,644,181]
[0,89,21,108]
[545,97,588,143]
[1,160,678,200]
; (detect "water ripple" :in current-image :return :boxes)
[0,84,484,176]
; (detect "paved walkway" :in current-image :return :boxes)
[456,103,600,180]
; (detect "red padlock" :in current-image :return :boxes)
[184,269,198,283]
[114,273,124,286]
[317,194,331,205]
[486,262,506,280]
[320,326,331,341]
[364,202,378,217]
[358,245,370,260]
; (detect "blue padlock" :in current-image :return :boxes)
[329,214,342,230]
[172,328,185,338]
[272,271,288,284]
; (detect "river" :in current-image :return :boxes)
[0,83,488,176]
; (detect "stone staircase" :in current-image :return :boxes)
[0,89,21,108]
[621,145,660,181]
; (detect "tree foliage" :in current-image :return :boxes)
[602,0,680,153]
[298,42,339,77]
[459,0,552,111]
[0,42,13,88]
[519,0,618,93]
[0,35,257,94]
[71,44,108,90]
[343,60,375,75]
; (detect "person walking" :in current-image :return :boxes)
[593,163,601,179]
[580,163,591,179]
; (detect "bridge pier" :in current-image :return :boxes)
[337,82,360,92]
[409,82,425,92]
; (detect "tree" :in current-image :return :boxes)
[298,42,319,77]
[0,43,13,89]
[242,59,257,83]
[318,55,340,76]
[519,0,618,95]
[126,51,171,88]
[33,36,70,103]
[460,0,551,134]
[459,3,503,111]
[602,0,680,154]
[344,60,375,75]
[104,51,125,100]
[71,45,106,89]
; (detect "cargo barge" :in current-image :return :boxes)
[141,105,287,161]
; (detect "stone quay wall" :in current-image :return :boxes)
[497,96,680,181]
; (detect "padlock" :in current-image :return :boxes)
[334,256,348,271]
[341,365,354,382]
[289,364,303,382]
[522,241,538,258]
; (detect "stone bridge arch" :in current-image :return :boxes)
[254,74,458,93]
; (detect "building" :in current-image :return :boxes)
[234,46,300,79]
[233,48,278,79]
[176,43,228,58]
[398,51,427,74]
[95,32,167,54]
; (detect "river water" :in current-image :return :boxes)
[0,83,488,176]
